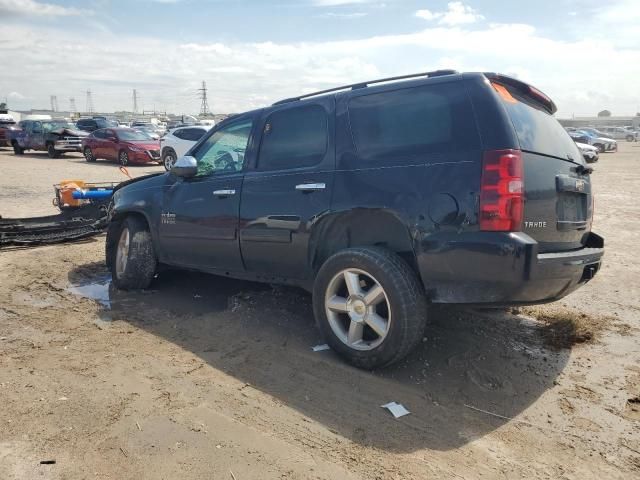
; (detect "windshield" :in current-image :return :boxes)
[117,129,153,141]
[42,121,74,132]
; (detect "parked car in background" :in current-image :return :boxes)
[159,125,211,170]
[0,114,19,147]
[569,130,616,153]
[106,70,603,369]
[13,119,88,157]
[82,128,161,166]
[76,117,119,133]
[598,126,637,142]
[131,122,161,140]
[575,142,599,163]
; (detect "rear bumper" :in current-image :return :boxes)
[417,231,604,305]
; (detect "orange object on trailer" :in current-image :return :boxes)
[57,180,86,208]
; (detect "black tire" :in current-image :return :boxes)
[119,150,129,166]
[594,143,605,153]
[84,146,96,162]
[162,148,177,171]
[626,135,635,142]
[12,142,23,155]
[47,144,59,159]
[106,216,156,290]
[313,247,428,369]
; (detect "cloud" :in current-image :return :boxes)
[0,0,88,16]
[1,3,639,117]
[416,2,484,26]
[312,0,373,5]
[318,12,368,18]
[8,91,26,100]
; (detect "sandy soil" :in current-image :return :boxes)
[0,147,638,479]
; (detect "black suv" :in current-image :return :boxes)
[106,71,604,368]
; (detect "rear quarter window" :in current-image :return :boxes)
[347,82,480,161]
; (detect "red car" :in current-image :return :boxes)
[81,128,161,166]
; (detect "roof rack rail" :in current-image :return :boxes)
[273,69,459,106]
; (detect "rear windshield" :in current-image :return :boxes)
[495,83,583,164]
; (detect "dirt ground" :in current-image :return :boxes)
[0,146,638,479]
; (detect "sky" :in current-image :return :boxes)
[1,0,639,118]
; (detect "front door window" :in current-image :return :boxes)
[192,120,253,176]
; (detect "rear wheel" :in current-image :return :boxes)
[313,247,428,369]
[12,142,23,155]
[84,147,96,162]
[107,216,156,290]
[47,144,60,158]
[626,135,635,142]
[162,149,177,171]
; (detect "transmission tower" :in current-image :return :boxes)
[85,90,94,113]
[69,97,77,112]
[50,95,58,112]
[198,81,210,116]
[133,89,138,113]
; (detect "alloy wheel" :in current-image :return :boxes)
[324,268,391,351]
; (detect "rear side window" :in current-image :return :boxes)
[348,82,480,160]
[494,83,583,163]
[183,128,206,141]
[258,104,328,171]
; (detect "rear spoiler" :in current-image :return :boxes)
[484,73,557,115]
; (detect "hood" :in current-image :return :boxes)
[112,172,165,194]
[595,136,615,143]
[124,140,161,150]
[50,127,89,137]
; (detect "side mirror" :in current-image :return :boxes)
[172,155,197,178]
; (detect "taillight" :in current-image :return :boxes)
[480,149,524,232]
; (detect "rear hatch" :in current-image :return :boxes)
[489,76,593,253]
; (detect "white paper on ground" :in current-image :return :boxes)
[312,344,331,352]
[381,402,411,418]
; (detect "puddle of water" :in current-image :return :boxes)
[67,274,112,308]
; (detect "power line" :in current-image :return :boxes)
[198,80,210,116]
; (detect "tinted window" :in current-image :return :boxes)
[173,129,187,140]
[497,83,583,164]
[258,104,328,170]
[348,82,480,160]
[93,129,107,139]
[183,128,206,141]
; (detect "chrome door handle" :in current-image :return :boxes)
[213,189,236,196]
[295,183,326,192]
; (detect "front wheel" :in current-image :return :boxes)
[84,147,96,162]
[106,216,156,290]
[626,135,635,142]
[119,150,129,166]
[47,144,59,158]
[313,247,428,369]
[594,143,605,153]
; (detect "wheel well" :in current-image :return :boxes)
[309,210,418,274]
[162,146,176,157]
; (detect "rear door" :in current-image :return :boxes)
[491,79,593,252]
[239,98,334,280]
